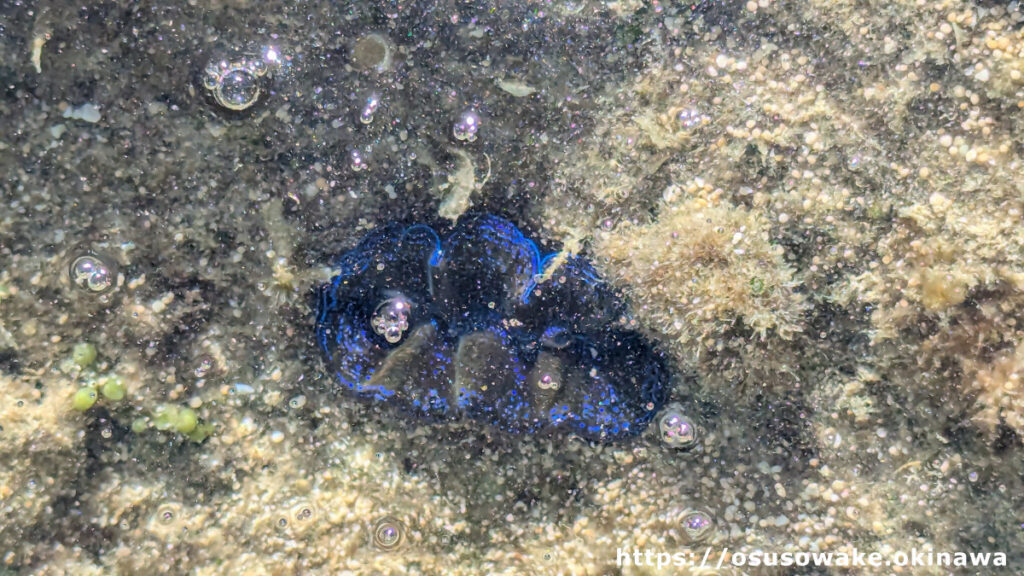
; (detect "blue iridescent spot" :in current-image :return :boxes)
[314,214,669,442]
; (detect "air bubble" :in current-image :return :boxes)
[371,296,411,344]
[372,515,405,550]
[350,149,367,172]
[194,355,215,379]
[156,504,179,525]
[202,56,271,111]
[294,505,314,522]
[453,110,480,142]
[680,509,715,542]
[537,373,559,391]
[658,403,699,450]
[69,253,118,294]
[360,96,380,125]
[677,108,706,129]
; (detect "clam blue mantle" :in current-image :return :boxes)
[314,214,669,442]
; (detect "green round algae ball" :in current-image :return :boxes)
[99,375,126,401]
[186,422,215,443]
[72,342,97,368]
[131,418,148,434]
[175,408,198,434]
[72,387,98,411]
[152,405,179,431]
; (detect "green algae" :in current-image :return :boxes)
[99,375,125,401]
[71,342,97,368]
[71,387,98,412]
[175,407,198,434]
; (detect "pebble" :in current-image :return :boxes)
[63,103,101,123]
[774,482,787,498]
